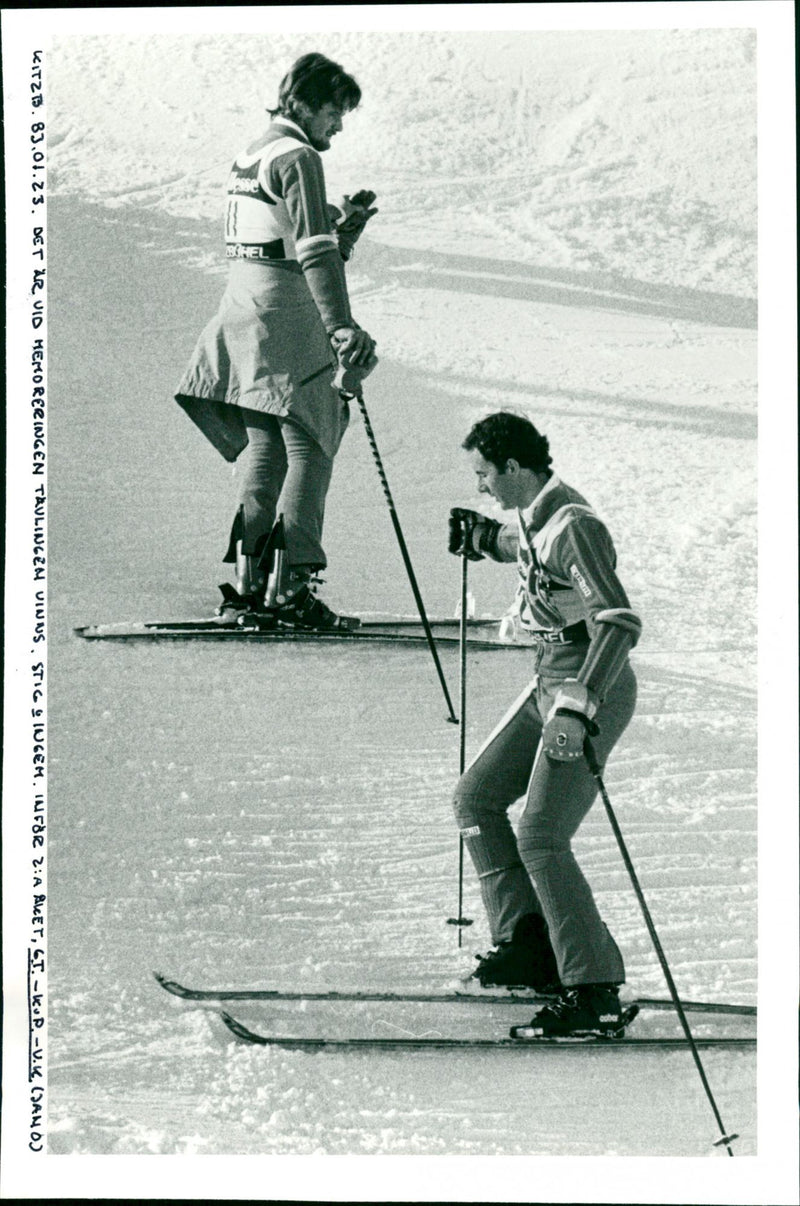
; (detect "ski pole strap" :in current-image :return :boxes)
[583,736,602,773]
[555,707,599,736]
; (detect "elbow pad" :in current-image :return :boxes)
[577,608,642,701]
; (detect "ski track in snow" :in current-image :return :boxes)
[45,29,757,1157]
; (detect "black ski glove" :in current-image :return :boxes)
[448,508,502,560]
[330,190,378,261]
[542,682,600,762]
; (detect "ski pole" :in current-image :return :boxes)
[584,738,739,1157]
[348,388,458,724]
[458,552,469,775]
[447,551,474,943]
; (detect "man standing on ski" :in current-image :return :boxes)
[448,411,642,1038]
[175,53,377,630]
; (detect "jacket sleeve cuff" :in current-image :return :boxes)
[490,524,519,562]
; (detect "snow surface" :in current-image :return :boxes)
[9,11,786,1194]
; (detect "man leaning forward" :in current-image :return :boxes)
[449,411,642,1038]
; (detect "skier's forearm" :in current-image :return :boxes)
[576,608,642,701]
[491,525,519,562]
[278,148,354,332]
[299,244,353,333]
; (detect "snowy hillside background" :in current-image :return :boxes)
[46,23,761,684]
[50,27,757,295]
[2,7,797,1204]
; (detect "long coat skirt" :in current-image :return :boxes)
[175,259,349,462]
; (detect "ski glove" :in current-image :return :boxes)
[542,680,599,762]
[330,190,378,261]
[448,508,502,560]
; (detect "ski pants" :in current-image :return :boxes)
[236,409,334,571]
[453,661,637,987]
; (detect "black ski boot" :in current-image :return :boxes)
[217,507,271,619]
[216,582,272,620]
[510,984,637,1039]
[471,913,561,992]
[270,570,361,632]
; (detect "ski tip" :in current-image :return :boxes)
[219,1010,274,1047]
[219,1009,243,1034]
[153,971,187,998]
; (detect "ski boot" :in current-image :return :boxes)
[269,567,361,632]
[217,507,267,615]
[470,913,561,992]
[217,511,280,627]
[216,559,275,625]
[510,984,638,1039]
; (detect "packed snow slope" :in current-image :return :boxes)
[50,28,756,294]
[45,27,758,1170]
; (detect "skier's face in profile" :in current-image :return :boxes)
[469,449,518,511]
[303,102,346,151]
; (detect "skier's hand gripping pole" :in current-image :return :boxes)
[448,508,502,561]
[331,328,378,395]
[542,681,599,762]
[583,737,739,1156]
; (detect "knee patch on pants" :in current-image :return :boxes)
[517,825,571,873]
[518,844,569,874]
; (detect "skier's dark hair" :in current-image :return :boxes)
[462,412,553,474]
[269,53,361,120]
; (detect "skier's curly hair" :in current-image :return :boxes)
[269,53,361,121]
[462,412,553,474]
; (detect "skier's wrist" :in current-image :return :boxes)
[475,517,502,558]
[551,679,598,720]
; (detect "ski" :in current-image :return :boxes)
[153,972,756,1017]
[75,616,523,650]
[218,1010,756,1052]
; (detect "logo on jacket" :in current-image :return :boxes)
[570,564,593,598]
[228,175,261,194]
